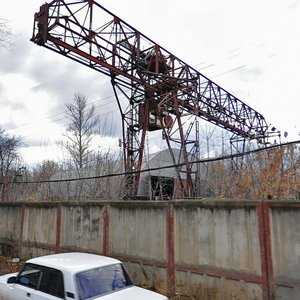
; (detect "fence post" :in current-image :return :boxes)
[257,201,274,300]
[262,201,275,299]
[102,204,110,256]
[167,202,175,297]
[56,203,62,253]
[18,203,25,257]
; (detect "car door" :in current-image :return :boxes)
[6,285,58,300]
[6,264,42,300]
[6,264,65,300]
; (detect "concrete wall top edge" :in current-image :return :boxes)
[0,202,23,207]
[0,201,108,208]
[109,201,169,209]
[266,201,300,208]
[172,199,258,208]
[0,199,299,208]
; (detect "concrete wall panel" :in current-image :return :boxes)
[176,269,262,300]
[60,205,104,251]
[271,208,300,279]
[0,205,20,241]
[275,286,300,300]
[23,206,57,245]
[21,246,55,259]
[109,206,167,260]
[2,200,300,299]
[175,206,261,274]
[124,262,167,292]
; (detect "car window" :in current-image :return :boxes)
[17,264,65,299]
[17,264,41,289]
[39,268,65,299]
[76,263,132,300]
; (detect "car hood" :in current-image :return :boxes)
[96,286,168,300]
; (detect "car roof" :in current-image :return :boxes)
[26,252,121,274]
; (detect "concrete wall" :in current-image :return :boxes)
[174,204,263,299]
[268,203,300,300]
[0,204,20,256]
[0,200,299,300]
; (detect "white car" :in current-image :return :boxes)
[0,252,168,300]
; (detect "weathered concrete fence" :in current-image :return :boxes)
[0,200,299,300]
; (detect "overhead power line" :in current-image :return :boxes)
[4,139,300,185]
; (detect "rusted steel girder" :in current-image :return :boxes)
[31,0,270,198]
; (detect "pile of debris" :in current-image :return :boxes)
[0,256,22,275]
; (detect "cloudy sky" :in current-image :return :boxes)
[0,0,300,166]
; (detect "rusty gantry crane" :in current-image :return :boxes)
[31,0,271,198]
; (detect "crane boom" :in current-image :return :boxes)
[31,0,271,198]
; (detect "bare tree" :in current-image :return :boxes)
[0,128,23,200]
[32,160,60,201]
[33,160,60,180]
[204,143,300,200]
[0,129,22,179]
[59,94,100,169]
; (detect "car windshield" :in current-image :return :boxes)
[76,263,132,300]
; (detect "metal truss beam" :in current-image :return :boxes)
[31,0,270,198]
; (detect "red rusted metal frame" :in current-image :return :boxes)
[274,278,300,289]
[262,202,275,299]
[175,263,263,284]
[31,0,270,136]
[111,78,148,197]
[156,96,187,197]
[174,101,196,196]
[18,203,25,255]
[111,254,168,269]
[112,254,266,291]
[111,82,142,196]
[257,202,274,300]
[31,0,270,198]
[102,204,110,256]
[256,202,269,299]
[173,95,195,197]
[230,135,247,171]
[166,203,175,296]
[55,203,62,253]
[155,90,200,197]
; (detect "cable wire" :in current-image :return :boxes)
[4,139,300,185]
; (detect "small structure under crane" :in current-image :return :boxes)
[31,0,272,199]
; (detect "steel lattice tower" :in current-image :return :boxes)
[31,0,271,198]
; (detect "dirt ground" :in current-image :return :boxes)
[0,256,23,275]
